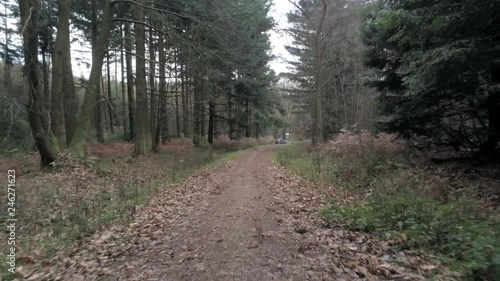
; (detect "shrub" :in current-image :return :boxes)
[320,196,500,279]
[0,119,33,156]
[211,137,273,152]
[277,133,500,280]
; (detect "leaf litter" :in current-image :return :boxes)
[16,147,441,281]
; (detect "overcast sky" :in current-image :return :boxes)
[269,0,295,75]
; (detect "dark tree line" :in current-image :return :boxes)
[7,0,281,165]
[362,0,500,159]
[284,0,377,144]
[284,0,499,160]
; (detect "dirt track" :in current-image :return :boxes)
[38,147,425,281]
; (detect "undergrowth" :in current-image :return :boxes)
[0,141,253,279]
[211,137,274,152]
[276,135,500,280]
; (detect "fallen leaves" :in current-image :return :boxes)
[268,161,440,280]
[13,148,446,280]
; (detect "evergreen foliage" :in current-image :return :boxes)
[362,0,500,158]
[4,0,279,163]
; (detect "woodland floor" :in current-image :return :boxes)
[30,146,429,281]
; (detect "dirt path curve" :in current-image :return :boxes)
[40,147,425,281]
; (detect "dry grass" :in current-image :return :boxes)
[311,130,499,207]
[321,129,405,157]
[2,151,203,260]
[87,139,197,158]
[0,139,197,176]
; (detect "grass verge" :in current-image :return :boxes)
[276,137,500,280]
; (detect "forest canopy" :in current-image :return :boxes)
[1,0,499,164]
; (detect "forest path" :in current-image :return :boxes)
[42,147,425,281]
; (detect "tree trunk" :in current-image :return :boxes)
[125,23,135,142]
[188,83,193,137]
[91,0,105,144]
[214,106,218,139]
[181,62,190,137]
[235,102,240,139]
[228,94,234,140]
[95,76,106,143]
[148,27,157,146]
[106,52,115,134]
[133,0,149,156]
[200,80,206,138]
[41,50,50,133]
[192,75,202,146]
[39,0,50,134]
[120,24,128,141]
[253,109,259,138]
[69,0,114,157]
[483,90,500,154]
[311,0,328,146]
[482,66,500,158]
[102,75,110,133]
[3,1,11,94]
[161,82,170,144]
[208,93,215,144]
[245,100,251,138]
[20,0,57,166]
[175,52,181,138]
[63,45,77,146]
[50,0,72,149]
[114,51,118,128]
[60,0,77,146]
[153,33,166,152]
